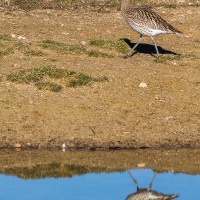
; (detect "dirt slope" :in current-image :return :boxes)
[0,6,199,149]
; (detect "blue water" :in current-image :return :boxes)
[0,169,199,200]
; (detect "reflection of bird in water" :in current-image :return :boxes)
[99,0,182,57]
[125,171,179,200]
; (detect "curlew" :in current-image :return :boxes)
[99,0,182,57]
[126,171,179,200]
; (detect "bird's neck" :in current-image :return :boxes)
[121,0,130,11]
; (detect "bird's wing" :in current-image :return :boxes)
[124,6,181,34]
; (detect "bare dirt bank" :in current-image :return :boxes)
[0,6,200,149]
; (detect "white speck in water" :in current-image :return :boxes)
[61,143,66,151]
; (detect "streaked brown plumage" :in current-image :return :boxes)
[100,0,182,57]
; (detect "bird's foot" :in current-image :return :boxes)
[156,53,160,57]
[123,54,131,59]
[151,53,160,58]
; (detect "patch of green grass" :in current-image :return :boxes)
[115,40,130,54]
[89,39,129,54]
[0,75,3,82]
[0,41,6,48]
[24,49,44,56]
[0,48,14,56]
[7,65,73,84]
[41,39,86,54]
[154,55,181,63]
[11,0,121,11]
[4,0,200,11]
[41,39,114,57]
[89,39,107,47]
[0,34,12,41]
[107,0,121,10]
[93,76,109,82]
[68,73,93,87]
[86,50,113,58]
[35,81,63,92]
[14,42,44,56]
[68,73,109,87]
[5,11,17,16]
[15,42,32,51]
[183,54,200,60]
[13,0,42,11]
[164,4,177,9]
[46,67,76,79]
[97,0,121,12]
[15,42,28,50]
[154,54,200,63]
[7,67,45,83]
[7,65,108,92]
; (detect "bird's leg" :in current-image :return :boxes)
[127,171,139,191]
[124,34,143,59]
[148,172,157,191]
[150,36,160,56]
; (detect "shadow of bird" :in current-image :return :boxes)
[121,38,178,57]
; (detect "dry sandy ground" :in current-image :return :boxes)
[0,6,200,149]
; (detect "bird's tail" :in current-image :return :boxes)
[167,28,182,35]
[166,22,183,35]
[175,29,183,35]
[171,194,179,199]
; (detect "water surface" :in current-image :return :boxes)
[0,169,199,200]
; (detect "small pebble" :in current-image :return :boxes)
[61,32,70,35]
[139,82,147,88]
[80,41,86,46]
[177,0,185,2]
[11,34,16,38]
[11,34,26,40]
[14,143,21,148]
[137,163,146,168]
[17,35,26,40]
